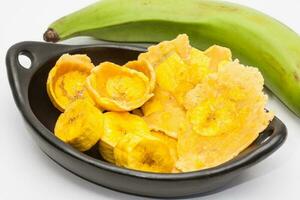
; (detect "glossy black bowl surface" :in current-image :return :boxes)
[6,41,287,198]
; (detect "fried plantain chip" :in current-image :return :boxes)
[99,112,150,163]
[142,87,186,139]
[125,59,156,92]
[54,100,103,152]
[177,61,274,172]
[47,54,94,112]
[86,62,153,111]
[204,45,232,70]
[114,133,174,173]
[138,34,192,68]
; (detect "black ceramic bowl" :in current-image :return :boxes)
[6,41,287,198]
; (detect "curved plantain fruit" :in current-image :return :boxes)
[86,62,153,111]
[44,0,300,117]
[177,61,274,172]
[114,133,174,173]
[47,54,94,112]
[125,60,156,92]
[54,100,103,152]
[99,112,150,163]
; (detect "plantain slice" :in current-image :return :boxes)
[138,34,192,68]
[155,53,194,105]
[183,47,224,110]
[54,100,103,152]
[47,54,95,112]
[143,106,185,139]
[155,53,190,92]
[142,87,186,139]
[150,131,178,164]
[86,62,153,111]
[114,133,174,173]
[142,86,177,116]
[125,60,156,92]
[204,45,232,70]
[177,61,274,172]
[183,84,203,110]
[99,112,150,163]
[155,50,211,105]
[186,48,211,85]
[139,35,212,106]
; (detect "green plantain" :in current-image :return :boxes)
[44,0,300,117]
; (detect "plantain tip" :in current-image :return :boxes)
[43,28,60,43]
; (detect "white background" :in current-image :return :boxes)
[0,0,299,199]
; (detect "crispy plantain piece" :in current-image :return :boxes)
[142,87,186,139]
[177,61,274,172]
[86,62,153,111]
[138,34,192,68]
[47,54,94,112]
[204,45,232,70]
[114,133,174,173]
[150,131,178,164]
[99,112,150,163]
[125,59,156,92]
[54,100,103,152]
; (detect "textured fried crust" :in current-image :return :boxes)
[150,131,178,164]
[125,59,156,92]
[114,133,174,173]
[99,112,150,163]
[177,61,274,172]
[86,62,153,111]
[54,100,103,152]
[204,45,232,70]
[138,34,192,68]
[47,54,94,112]
[142,87,185,138]
[51,35,274,173]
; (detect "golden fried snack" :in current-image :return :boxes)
[50,34,274,174]
[114,133,174,173]
[99,112,150,163]
[54,100,103,152]
[125,60,156,92]
[186,48,211,85]
[142,87,186,138]
[138,34,192,68]
[204,45,232,70]
[150,131,177,164]
[142,87,177,116]
[47,54,94,111]
[155,53,192,101]
[86,62,153,111]
[139,34,211,106]
[155,50,211,105]
[177,61,274,172]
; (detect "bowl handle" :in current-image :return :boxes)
[6,41,68,74]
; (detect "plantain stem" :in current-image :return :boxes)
[43,28,60,43]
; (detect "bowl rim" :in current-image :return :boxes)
[6,41,287,181]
